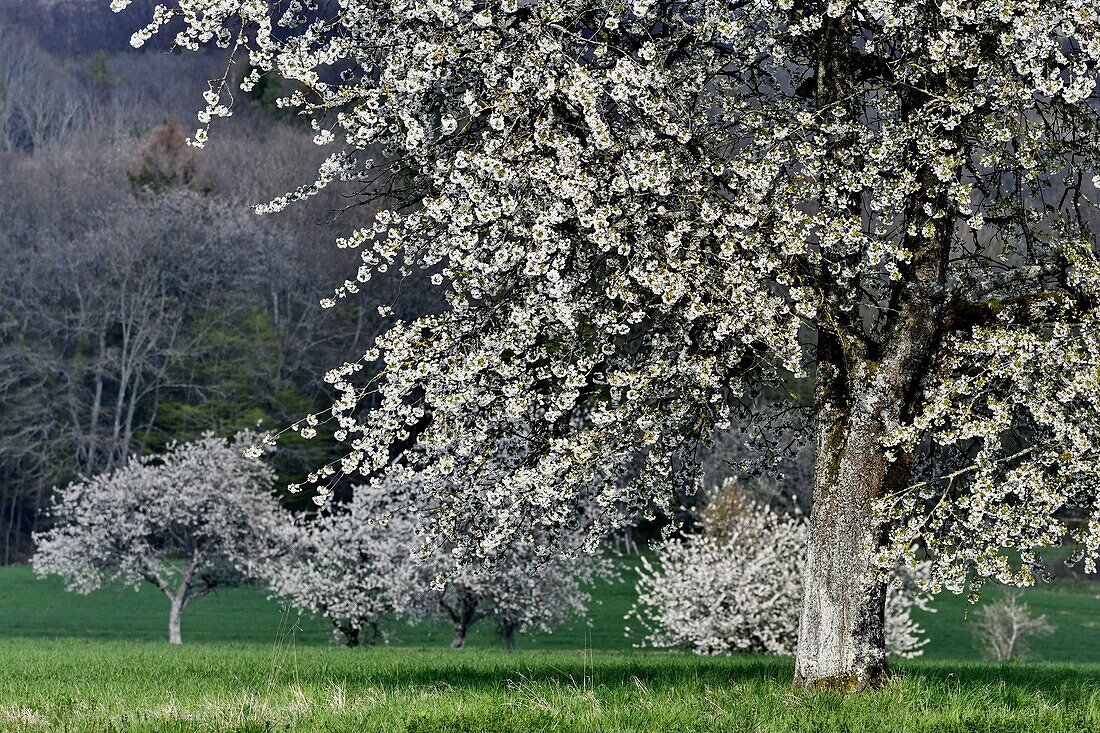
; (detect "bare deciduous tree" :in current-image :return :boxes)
[971,592,1055,662]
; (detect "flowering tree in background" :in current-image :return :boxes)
[425,534,617,649]
[628,489,931,657]
[115,0,1100,687]
[262,486,419,647]
[266,480,616,649]
[629,497,808,656]
[883,567,934,659]
[33,432,288,644]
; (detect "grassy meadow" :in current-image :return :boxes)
[4,563,1100,730]
[3,641,1100,732]
[5,563,1100,661]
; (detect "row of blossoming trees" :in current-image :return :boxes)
[31,432,611,647]
[31,431,931,656]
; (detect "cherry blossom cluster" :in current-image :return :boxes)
[419,521,617,648]
[630,484,931,657]
[879,312,1100,597]
[114,0,1100,595]
[261,483,422,645]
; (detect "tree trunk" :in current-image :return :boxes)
[792,12,894,688]
[502,622,516,650]
[794,362,890,690]
[339,624,360,648]
[790,0,952,693]
[443,589,479,650]
[168,595,184,645]
[795,258,946,690]
[166,563,194,646]
[451,623,468,649]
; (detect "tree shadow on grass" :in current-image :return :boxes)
[296,649,794,692]
[333,651,1100,703]
[894,658,1100,703]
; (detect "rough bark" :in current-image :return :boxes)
[795,268,948,689]
[792,4,953,685]
[794,349,890,690]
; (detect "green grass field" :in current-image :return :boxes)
[5,563,1100,661]
[4,563,1100,731]
[3,640,1100,732]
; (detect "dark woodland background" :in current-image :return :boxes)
[0,0,426,561]
[0,0,810,563]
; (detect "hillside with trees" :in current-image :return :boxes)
[0,8,438,561]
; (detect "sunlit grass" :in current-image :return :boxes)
[2,639,1099,732]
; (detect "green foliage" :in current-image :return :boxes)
[84,50,113,90]
[243,66,304,124]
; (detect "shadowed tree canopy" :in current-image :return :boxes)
[112,0,1100,689]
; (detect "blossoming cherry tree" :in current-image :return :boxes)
[33,432,288,644]
[113,0,1100,687]
[265,480,615,649]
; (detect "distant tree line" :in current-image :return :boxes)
[0,0,169,56]
[0,16,438,562]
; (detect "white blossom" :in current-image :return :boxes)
[630,486,931,658]
[32,431,289,644]
[260,485,420,646]
[264,476,616,648]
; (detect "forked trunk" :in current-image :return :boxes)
[793,15,893,688]
[791,0,951,692]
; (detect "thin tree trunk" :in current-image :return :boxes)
[502,622,516,651]
[86,329,107,474]
[443,589,479,650]
[166,562,194,645]
[3,494,15,565]
[451,623,468,649]
[168,595,184,645]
